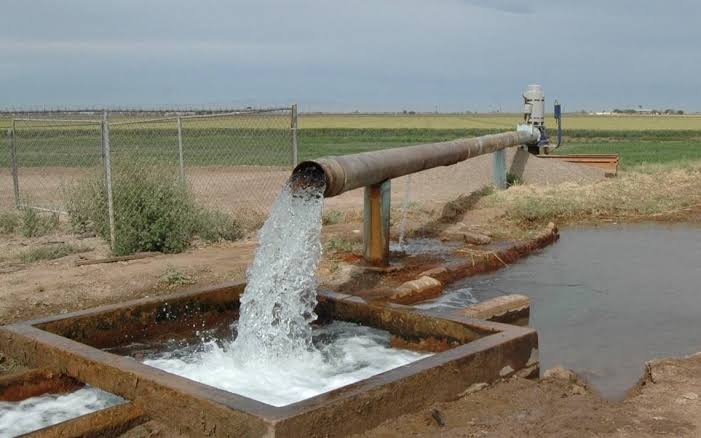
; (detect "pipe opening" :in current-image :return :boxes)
[290,161,326,192]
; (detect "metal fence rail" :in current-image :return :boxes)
[2,107,298,247]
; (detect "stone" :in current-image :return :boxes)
[462,294,530,320]
[417,266,448,279]
[570,384,587,395]
[462,231,492,245]
[543,367,578,383]
[389,276,443,304]
[458,382,489,397]
[682,392,699,400]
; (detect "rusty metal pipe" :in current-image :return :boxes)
[294,130,539,197]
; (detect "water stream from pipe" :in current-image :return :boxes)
[233,175,325,360]
[141,171,429,406]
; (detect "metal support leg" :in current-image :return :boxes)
[492,148,507,189]
[363,179,391,267]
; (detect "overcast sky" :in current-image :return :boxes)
[1,0,699,112]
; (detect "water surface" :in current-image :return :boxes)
[418,223,701,399]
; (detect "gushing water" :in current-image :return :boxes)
[138,170,430,406]
[233,175,325,360]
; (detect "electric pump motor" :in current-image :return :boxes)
[522,84,549,150]
[523,84,545,126]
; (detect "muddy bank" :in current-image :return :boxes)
[359,353,701,437]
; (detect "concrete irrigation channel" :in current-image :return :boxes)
[0,281,538,437]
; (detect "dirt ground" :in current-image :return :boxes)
[2,154,701,436]
[0,148,603,213]
[358,353,701,438]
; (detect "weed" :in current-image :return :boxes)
[324,237,355,253]
[20,209,59,238]
[160,265,196,288]
[506,196,579,223]
[195,209,244,242]
[506,172,523,187]
[19,243,91,263]
[322,210,345,225]
[0,211,20,234]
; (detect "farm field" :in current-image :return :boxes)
[298,113,701,130]
[1,113,700,170]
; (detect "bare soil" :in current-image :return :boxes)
[358,354,701,438]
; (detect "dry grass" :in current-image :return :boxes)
[491,161,701,224]
[298,113,701,130]
[18,243,92,263]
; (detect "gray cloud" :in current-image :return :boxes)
[0,0,699,111]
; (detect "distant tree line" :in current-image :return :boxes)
[612,108,684,115]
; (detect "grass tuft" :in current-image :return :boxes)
[0,211,20,234]
[160,265,196,288]
[322,210,345,225]
[19,243,91,263]
[20,209,59,238]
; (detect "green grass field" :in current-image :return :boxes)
[1,113,699,170]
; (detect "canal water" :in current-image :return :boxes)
[417,223,701,399]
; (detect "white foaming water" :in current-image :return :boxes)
[144,321,429,406]
[233,181,324,359]
[413,286,478,310]
[0,387,124,437]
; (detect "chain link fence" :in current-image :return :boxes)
[2,107,297,251]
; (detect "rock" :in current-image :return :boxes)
[431,408,446,427]
[417,266,448,279]
[462,231,492,245]
[543,367,578,383]
[439,230,491,245]
[570,384,587,395]
[682,392,698,400]
[462,294,530,321]
[458,382,489,397]
[515,364,540,379]
[390,276,443,304]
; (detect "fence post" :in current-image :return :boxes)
[8,119,20,208]
[290,104,298,167]
[101,111,116,250]
[176,116,185,185]
[492,148,507,189]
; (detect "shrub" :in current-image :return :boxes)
[20,209,59,238]
[194,209,244,243]
[0,211,20,234]
[66,165,243,255]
